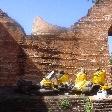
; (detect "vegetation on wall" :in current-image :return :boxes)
[59,98,71,110]
[84,97,93,112]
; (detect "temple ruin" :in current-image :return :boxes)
[0,0,112,86]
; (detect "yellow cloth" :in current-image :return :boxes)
[92,70,106,85]
[75,72,87,82]
[74,72,88,90]
[101,85,110,90]
[58,73,69,85]
[40,78,53,87]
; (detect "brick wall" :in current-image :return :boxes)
[0,0,112,85]
[21,0,112,83]
[0,95,112,112]
[0,10,25,86]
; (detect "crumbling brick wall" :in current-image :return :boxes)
[22,0,112,83]
[71,0,112,82]
[0,0,112,85]
[0,10,25,86]
[21,34,80,83]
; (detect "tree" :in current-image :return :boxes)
[110,53,112,65]
[88,0,103,3]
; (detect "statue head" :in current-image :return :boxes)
[80,67,86,74]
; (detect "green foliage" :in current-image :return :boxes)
[59,98,71,110]
[84,97,93,112]
[48,109,52,112]
[92,0,97,3]
[110,58,112,65]
[88,0,103,3]
[110,53,112,65]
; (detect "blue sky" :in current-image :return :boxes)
[0,0,112,54]
[0,0,93,34]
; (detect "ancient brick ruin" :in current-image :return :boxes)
[0,0,112,86]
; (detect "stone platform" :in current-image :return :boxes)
[0,90,112,112]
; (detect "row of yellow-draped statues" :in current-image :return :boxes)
[40,68,111,94]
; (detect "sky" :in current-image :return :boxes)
[0,0,93,34]
[0,0,112,54]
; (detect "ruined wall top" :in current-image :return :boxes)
[32,16,67,36]
[0,9,25,42]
